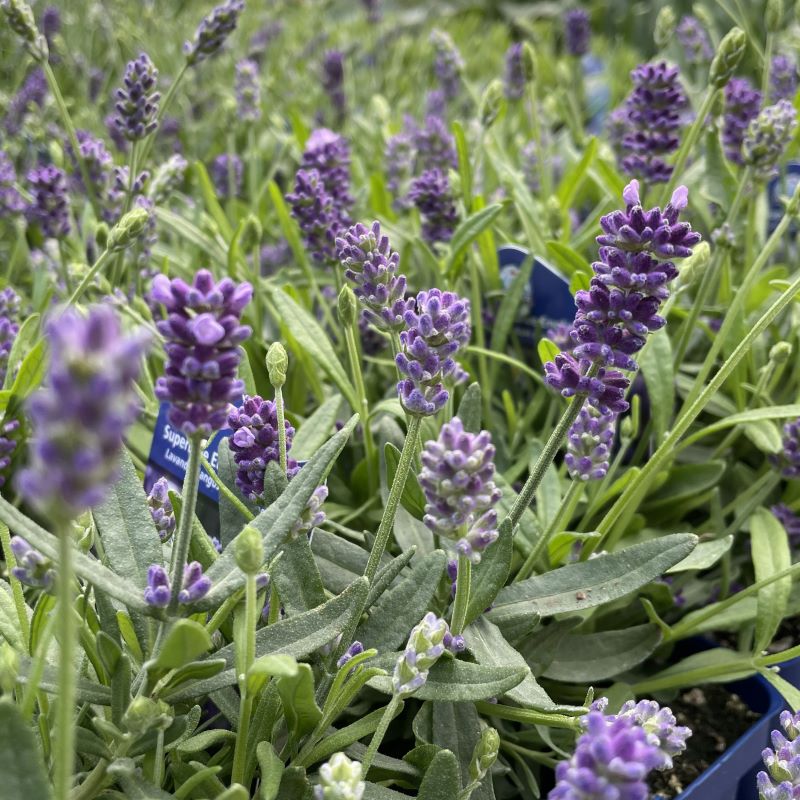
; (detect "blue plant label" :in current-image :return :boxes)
[147,402,233,502]
[496,245,575,346]
[768,162,800,234]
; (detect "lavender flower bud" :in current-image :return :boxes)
[565,404,617,481]
[210,154,242,199]
[184,0,245,65]
[743,100,798,181]
[148,154,188,203]
[301,128,353,217]
[145,561,211,607]
[114,53,160,141]
[143,565,171,607]
[723,78,762,165]
[314,752,365,800]
[616,699,691,770]
[396,289,471,416]
[550,712,663,799]
[408,169,459,246]
[9,536,54,589]
[147,477,175,542]
[291,485,328,539]
[266,342,288,388]
[337,285,357,328]
[392,612,458,696]
[676,16,713,64]
[757,710,800,797]
[335,220,413,332]
[150,270,252,437]
[430,30,463,101]
[18,307,150,521]
[469,728,500,783]
[418,417,502,563]
[228,395,297,501]
[235,58,261,122]
[710,27,747,89]
[767,0,785,32]
[1,0,48,61]
[0,152,24,217]
[654,7,676,49]
[234,524,264,574]
[336,641,365,669]
[564,9,590,57]
[286,168,338,265]
[771,54,798,103]
[480,79,504,128]
[26,165,70,239]
[322,50,346,124]
[108,206,151,251]
[504,43,527,101]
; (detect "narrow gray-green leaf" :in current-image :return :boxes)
[666,535,733,573]
[638,328,673,444]
[446,204,505,276]
[465,521,512,627]
[291,394,343,461]
[752,507,792,653]
[273,535,326,614]
[0,701,52,799]
[417,749,461,800]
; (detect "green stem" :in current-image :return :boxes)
[0,523,30,647]
[344,319,376,490]
[70,760,110,800]
[515,479,583,582]
[231,573,257,785]
[167,436,203,614]
[591,270,800,550]
[275,386,288,476]
[20,611,57,720]
[658,87,719,206]
[761,32,774,99]
[361,696,401,776]
[65,248,113,308]
[526,83,550,197]
[363,415,422,583]
[251,244,264,338]
[55,528,76,800]
[468,257,491,419]
[475,701,582,730]
[450,553,471,636]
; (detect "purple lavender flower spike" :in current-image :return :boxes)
[386,131,415,210]
[773,420,800,477]
[68,130,118,222]
[0,419,19,484]
[565,404,617,481]
[178,561,212,603]
[618,62,689,183]
[564,9,590,57]
[210,154,243,199]
[430,30,463,101]
[227,395,298,501]
[0,288,19,385]
[42,5,60,44]
[184,0,245,65]
[147,477,176,542]
[723,77,762,165]
[4,68,46,136]
[301,128,353,216]
[396,289,471,416]
[676,16,713,64]
[616,699,692,770]
[504,43,526,100]
[771,54,798,103]
[26,165,70,238]
[0,152,24,217]
[18,306,150,521]
[88,68,105,103]
[408,169,458,246]
[144,564,171,607]
[393,612,458,696]
[10,536,54,590]
[114,53,160,141]
[544,180,700,412]
[235,58,261,122]
[248,21,283,64]
[105,114,128,153]
[418,417,502,563]
[335,220,413,331]
[426,89,446,118]
[291,485,328,538]
[322,50,346,124]
[414,115,458,173]
[549,712,662,800]
[150,269,252,438]
[743,100,799,181]
[772,503,800,547]
[337,641,365,669]
[757,710,800,798]
[287,168,338,264]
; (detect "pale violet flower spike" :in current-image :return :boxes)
[314,752,365,800]
[757,710,800,799]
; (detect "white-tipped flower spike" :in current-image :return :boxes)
[314,753,366,800]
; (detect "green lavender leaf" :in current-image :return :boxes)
[0,700,52,799]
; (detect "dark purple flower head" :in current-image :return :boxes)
[772,503,800,547]
[336,220,413,331]
[414,115,458,174]
[0,152,24,217]
[5,67,46,135]
[408,168,458,246]
[564,9,590,57]
[544,353,630,414]
[771,54,798,103]
[184,0,245,65]
[144,561,211,607]
[566,404,617,481]
[210,154,242,199]
[114,52,160,141]
[0,419,19,485]
[676,16,713,64]
[550,712,662,800]
[301,128,353,216]
[147,476,176,541]
[105,113,128,153]
[418,417,502,562]
[41,6,60,42]
[286,168,338,265]
[757,710,800,798]
[18,306,150,520]
[618,62,689,183]
[430,30,463,101]
[723,77,762,165]
[744,100,798,181]
[396,289,471,416]
[227,394,298,502]
[26,164,70,238]
[504,43,526,100]
[10,536,54,590]
[0,288,20,385]
[322,50,346,124]
[235,58,261,122]
[144,564,171,607]
[773,419,800,478]
[336,640,365,669]
[150,269,252,437]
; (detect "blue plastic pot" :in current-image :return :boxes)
[654,671,784,800]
